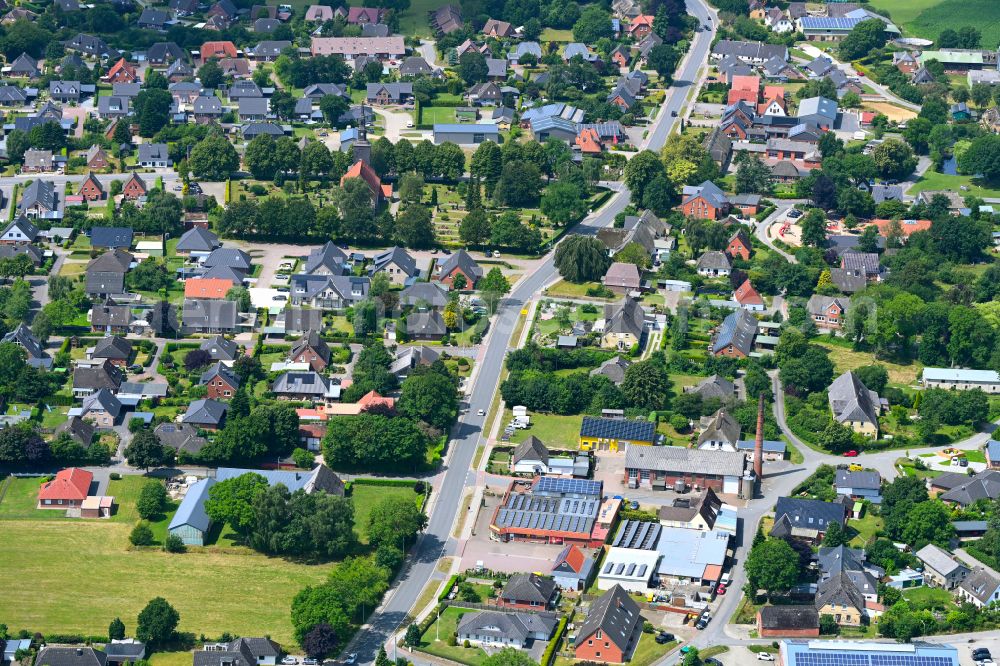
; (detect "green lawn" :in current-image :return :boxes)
[963,448,987,463]
[540,28,574,41]
[418,606,489,665]
[0,517,328,645]
[396,0,449,37]
[902,586,956,611]
[906,170,1000,200]
[503,411,582,449]
[421,106,457,125]
[906,0,1000,48]
[545,280,611,299]
[868,0,945,25]
[351,483,423,544]
[847,512,883,547]
[630,635,677,666]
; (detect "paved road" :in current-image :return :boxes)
[348,1,719,662]
[753,202,799,262]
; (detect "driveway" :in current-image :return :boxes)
[753,202,799,262]
[372,106,418,142]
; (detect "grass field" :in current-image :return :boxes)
[868,0,946,26]
[866,0,1000,55]
[847,512,883,547]
[540,28,574,41]
[903,585,955,611]
[813,339,920,386]
[418,606,489,665]
[0,519,328,645]
[503,411,582,448]
[421,106,457,125]
[906,170,1000,200]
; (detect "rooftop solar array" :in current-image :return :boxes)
[612,520,662,550]
[493,492,599,536]
[793,652,953,666]
[534,476,602,498]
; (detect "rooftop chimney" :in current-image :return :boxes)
[753,393,765,482]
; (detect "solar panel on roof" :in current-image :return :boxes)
[638,564,647,577]
[626,563,636,576]
[604,562,613,574]
[615,563,625,575]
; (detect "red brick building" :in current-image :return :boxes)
[201,41,238,61]
[726,229,752,260]
[627,15,654,39]
[574,585,643,664]
[200,362,240,400]
[105,58,139,84]
[726,75,760,106]
[78,173,105,201]
[122,173,147,200]
[289,331,331,372]
[436,249,483,289]
[38,468,92,509]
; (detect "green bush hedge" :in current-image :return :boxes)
[541,617,568,666]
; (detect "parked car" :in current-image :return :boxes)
[655,632,674,644]
[843,450,859,457]
[303,659,318,665]
[344,655,357,666]
[716,584,726,595]
[281,658,297,665]
[757,653,776,662]
[477,409,485,416]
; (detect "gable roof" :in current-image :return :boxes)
[82,387,122,418]
[712,309,757,355]
[815,571,865,613]
[773,497,846,533]
[36,647,106,666]
[698,408,741,445]
[92,335,132,360]
[758,605,819,630]
[575,585,642,649]
[304,241,348,274]
[290,330,331,364]
[604,297,645,338]
[828,371,880,427]
[371,246,417,277]
[501,573,557,604]
[513,435,549,466]
[581,416,655,442]
[200,335,238,361]
[437,249,483,282]
[90,226,133,249]
[176,226,220,253]
[200,361,240,389]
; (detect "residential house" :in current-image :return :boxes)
[122,173,147,200]
[937,470,1000,506]
[835,470,882,504]
[509,42,542,64]
[498,573,558,610]
[436,249,482,289]
[22,149,57,174]
[456,611,558,650]
[726,229,753,260]
[573,585,643,664]
[0,216,38,244]
[601,297,645,351]
[7,53,39,78]
[828,371,880,437]
[806,295,848,331]
[390,345,441,378]
[579,416,655,452]
[86,145,110,170]
[770,496,847,542]
[308,36,406,60]
[303,241,348,275]
[282,308,322,335]
[916,544,969,589]
[733,279,764,312]
[176,227,220,255]
[201,41,238,60]
[369,246,418,286]
[80,388,122,427]
[682,181,731,219]
[85,249,133,298]
[697,251,732,277]
[290,274,370,309]
[37,468,93,509]
[366,83,413,105]
[958,568,1000,608]
[90,226,133,250]
[698,408,741,451]
[200,336,239,362]
[271,371,337,402]
[72,360,124,397]
[18,179,60,219]
[200,362,240,400]
[65,33,118,59]
[815,572,866,626]
[712,309,757,358]
[756,607,820,638]
[238,97,270,121]
[182,398,228,430]
[797,95,838,129]
[627,14,654,39]
[483,18,516,38]
[155,422,208,457]
[1,323,51,368]
[590,356,631,386]
[711,40,788,65]
[687,374,736,402]
[137,143,171,168]
[289,330,331,371]
[988,440,1000,469]
[407,310,446,341]
[90,300,132,333]
[182,299,238,334]
[429,4,463,34]
[78,172,105,201]
[55,416,96,447]
[602,262,642,295]
[89,335,132,367]
[657,488,732,531]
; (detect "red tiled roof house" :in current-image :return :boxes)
[38,467,92,509]
[122,173,147,200]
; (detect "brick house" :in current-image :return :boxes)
[289,330,331,371]
[105,58,139,83]
[78,172,105,201]
[574,585,643,664]
[727,74,760,106]
[86,145,110,169]
[726,228,752,260]
[806,295,848,331]
[122,172,147,199]
[436,249,483,289]
[38,467,92,509]
[200,362,241,399]
[681,181,730,220]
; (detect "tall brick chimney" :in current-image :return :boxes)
[753,393,765,481]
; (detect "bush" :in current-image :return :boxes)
[110,472,122,480]
[292,447,315,469]
[164,534,186,553]
[413,480,427,494]
[130,523,154,546]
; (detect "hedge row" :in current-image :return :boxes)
[438,575,462,602]
[541,617,569,666]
